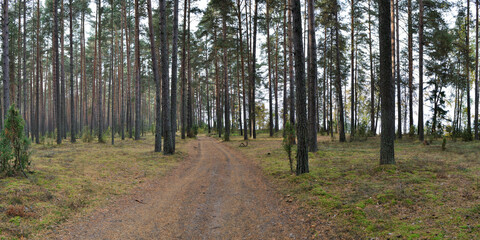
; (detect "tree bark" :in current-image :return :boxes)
[307,0,317,151]
[335,1,346,142]
[98,0,103,142]
[160,0,173,154]
[418,0,424,141]
[238,0,248,140]
[223,13,230,141]
[292,0,308,175]
[407,0,413,134]
[69,0,75,142]
[369,0,375,135]
[288,0,295,126]
[251,0,258,139]
[1,0,8,125]
[146,0,161,151]
[350,0,355,139]
[396,0,402,139]
[379,0,395,164]
[476,0,479,140]
[134,0,141,140]
[171,0,179,150]
[35,0,40,143]
[467,0,472,140]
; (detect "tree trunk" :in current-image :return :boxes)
[146,0,161,151]
[181,0,187,140]
[379,0,395,164]
[418,0,424,141]
[467,0,472,140]
[407,0,413,135]
[335,1,346,142]
[396,0,402,139]
[283,0,288,134]
[237,0,248,140]
[266,0,273,137]
[134,0,141,140]
[251,0,258,139]
[69,0,75,142]
[171,0,179,150]
[288,0,295,127]
[187,0,194,138]
[35,0,40,143]
[1,0,9,125]
[476,0,479,140]
[98,0,103,142]
[307,0,318,151]
[369,0,375,135]
[160,0,173,154]
[291,0,308,175]
[53,0,61,143]
[223,12,230,141]
[350,0,355,139]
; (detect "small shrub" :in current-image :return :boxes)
[283,122,295,173]
[409,125,416,137]
[0,105,31,177]
[193,124,199,136]
[81,127,93,143]
[462,129,473,141]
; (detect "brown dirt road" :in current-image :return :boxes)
[47,137,311,239]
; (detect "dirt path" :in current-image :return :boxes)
[49,137,311,239]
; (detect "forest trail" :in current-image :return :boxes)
[48,137,310,239]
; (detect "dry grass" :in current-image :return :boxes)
[221,132,480,239]
[0,134,189,239]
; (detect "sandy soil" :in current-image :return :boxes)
[47,137,311,239]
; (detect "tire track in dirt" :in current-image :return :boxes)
[47,137,310,239]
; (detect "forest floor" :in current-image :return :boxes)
[40,136,311,239]
[221,132,480,239]
[0,135,190,239]
[2,132,480,239]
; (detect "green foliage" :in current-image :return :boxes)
[353,122,369,141]
[460,129,473,142]
[81,127,93,143]
[0,105,31,177]
[193,125,199,136]
[282,122,295,173]
[409,125,417,138]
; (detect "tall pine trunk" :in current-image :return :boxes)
[408,0,413,135]
[335,1,346,142]
[418,0,424,141]
[307,0,317,151]
[292,0,308,175]
[396,0,402,139]
[98,0,103,142]
[475,0,479,140]
[69,0,75,142]
[146,0,161,151]
[161,0,173,154]
[379,0,395,164]
[251,0,258,139]
[134,0,141,140]
[267,0,273,137]
[171,0,179,150]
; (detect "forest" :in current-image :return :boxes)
[0,0,479,238]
